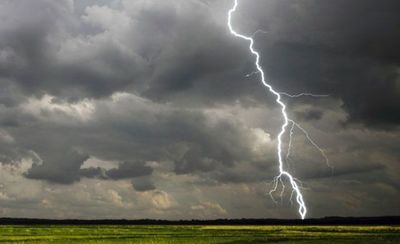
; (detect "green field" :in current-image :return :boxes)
[0,225,399,243]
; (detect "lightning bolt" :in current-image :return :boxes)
[280,92,329,98]
[289,119,332,170]
[228,0,330,219]
[285,120,296,168]
[245,70,260,78]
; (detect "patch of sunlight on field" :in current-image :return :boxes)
[0,225,399,243]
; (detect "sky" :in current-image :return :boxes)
[0,0,399,219]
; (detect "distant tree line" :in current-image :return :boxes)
[0,216,399,225]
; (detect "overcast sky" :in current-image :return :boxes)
[0,0,399,219]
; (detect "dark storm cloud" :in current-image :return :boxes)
[131,177,156,192]
[1,94,268,185]
[79,162,153,183]
[299,161,385,181]
[0,0,257,105]
[0,0,399,219]
[238,0,400,127]
[25,149,89,184]
[0,0,144,101]
[79,167,108,179]
[142,0,399,127]
[106,161,153,179]
[295,109,323,121]
[1,0,399,127]
[79,164,156,192]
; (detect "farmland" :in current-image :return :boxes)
[0,225,399,243]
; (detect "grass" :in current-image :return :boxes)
[0,225,399,243]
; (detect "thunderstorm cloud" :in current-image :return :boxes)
[0,0,399,219]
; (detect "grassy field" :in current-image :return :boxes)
[0,225,399,243]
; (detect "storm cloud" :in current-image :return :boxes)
[0,0,399,219]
